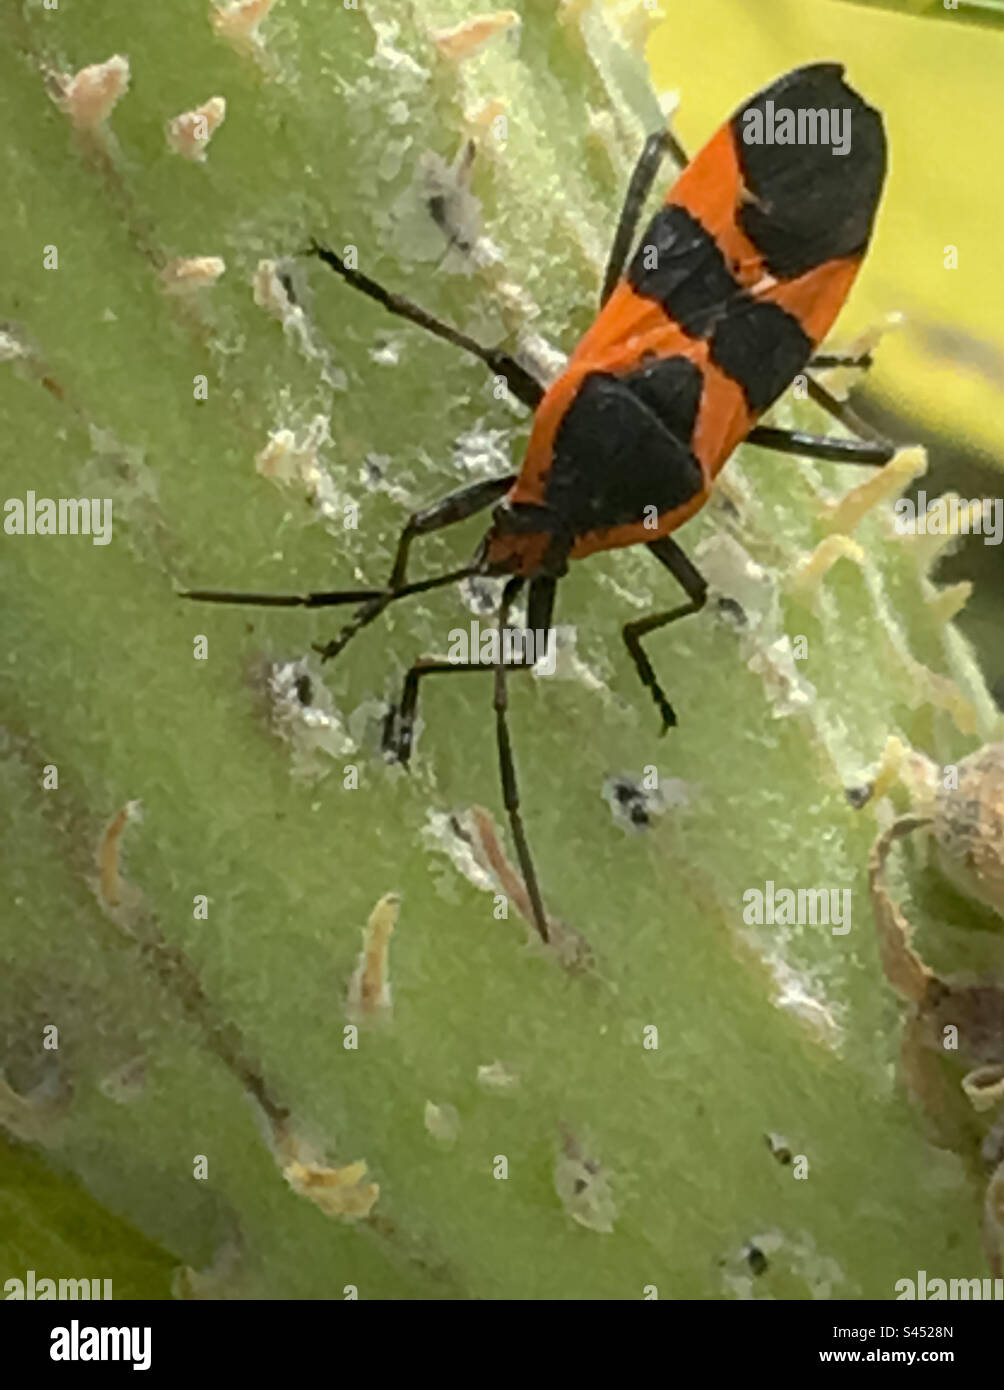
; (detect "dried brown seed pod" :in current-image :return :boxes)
[933,742,1004,919]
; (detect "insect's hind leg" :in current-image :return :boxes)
[746,426,895,467]
[600,129,689,308]
[807,351,873,371]
[623,536,708,732]
[757,360,900,464]
[804,371,897,453]
[384,577,556,944]
[304,241,544,410]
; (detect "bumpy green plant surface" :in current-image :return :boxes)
[2,0,1002,1299]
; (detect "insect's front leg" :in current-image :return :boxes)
[313,474,516,663]
[623,536,708,732]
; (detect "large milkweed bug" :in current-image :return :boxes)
[185,63,899,948]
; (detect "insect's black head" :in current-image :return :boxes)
[478,499,571,578]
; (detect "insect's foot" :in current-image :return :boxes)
[657,700,678,735]
[845,782,874,810]
[381,704,414,767]
[715,595,747,628]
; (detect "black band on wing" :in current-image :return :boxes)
[730,63,887,278]
[545,361,705,534]
[611,65,884,422]
[625,203,815,413]
[710,300,813,412]
[626,205,739,339]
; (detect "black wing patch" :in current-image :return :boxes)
[626,206,739,338]
[731,63,887,278]
[545,359,704,533]
[625,204,814,413]
[711,300,812,412]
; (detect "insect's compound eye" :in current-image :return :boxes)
[490,498,517,532]
[491,500,538,535]
[491,500,559,536]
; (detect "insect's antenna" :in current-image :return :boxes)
[180,564,477,611]
[181,585,384,609]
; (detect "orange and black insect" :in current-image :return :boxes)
[185,64,897,944]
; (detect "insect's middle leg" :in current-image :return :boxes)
[623,536,708,733]
[305,241,545,410]
[805,372,895,449]
[600,129,689,308]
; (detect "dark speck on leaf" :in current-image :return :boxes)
[277,267,298,307]
[716,595,747,628]
[845,782,874,809]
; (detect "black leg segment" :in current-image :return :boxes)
[807,351,873,371]
[384,576,556,943]
[804,372,892,448]
[304,241,545,410]
[600,128,689,309]
[746,425,895,467]
[623,536,707,733]
[493,577,554,943]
